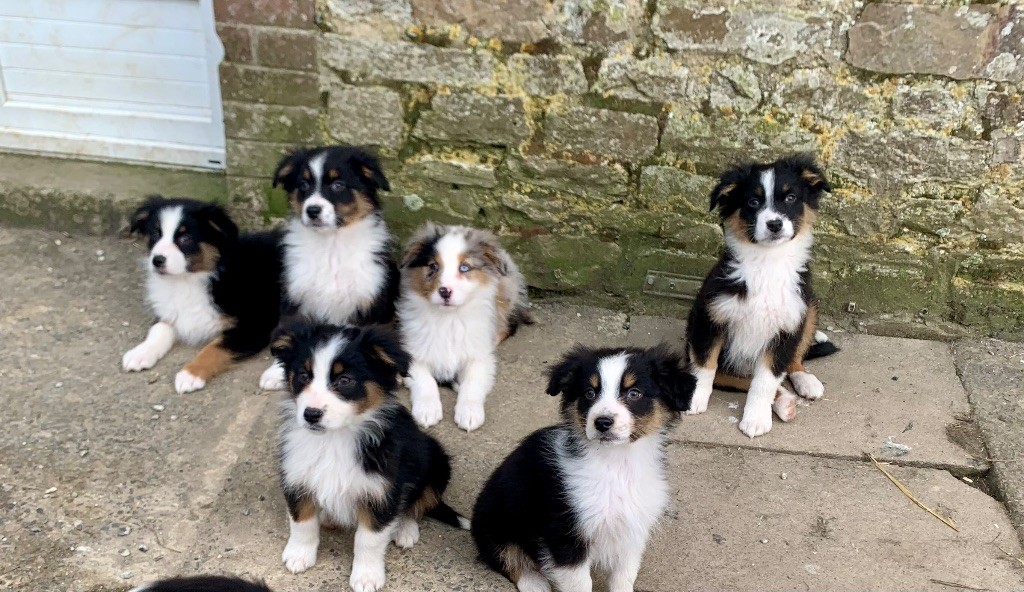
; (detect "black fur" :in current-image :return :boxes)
[131,575,273,592]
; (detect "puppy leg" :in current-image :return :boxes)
[123,321,175,371]
[175,338,233,394]
[738,357,785,438]
[259,361,287,391]
[454,353,496,432]
[516,568,552,592]
[772,385,798,422]
[788,361,824,400]
[281,495,319,574]
[686,337,722,415]
[350,519,398,592]
[607,546,643,592]
[546,561,592,592]
[392,514,419,549]
[408,361,443,428]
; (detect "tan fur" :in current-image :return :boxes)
[183,338,234,381]
[290,495,318,522]
[622,372,637,389]
[723,210,752,245]
[355,381,388,415]
[187,242,221,273]
[788,304,818,374]
[335,190,375,225]
[689,335,723,370]
[497,544,534,584]
[801,168,823,186]
[288,191,302,216]
[631,400,671,441]
[410,486,441,520]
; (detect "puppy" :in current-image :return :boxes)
[259,145,400,391]
[122,196,282,394]
[685,154,839,438]
[130,575,272,592]
[472,345,694,592]
[397,223,532,432]
[272,322,468,592]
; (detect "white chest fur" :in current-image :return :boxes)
[397,285,498,382]
[146,269,222,346]
[279,418,387,527]
[558,432,669,569]
[710,233,811,374]
[283,217,389,325]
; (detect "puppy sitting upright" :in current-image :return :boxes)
[259,145,399,391]
[685,154,838,438]
[122,196,282,393]
[398,223,532,432]
[472,345,694,592]
[272,322,468,592]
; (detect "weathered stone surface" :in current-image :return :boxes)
[891,81,981,133]
[217,24,253,64]
[325,85,405,149]
[966,188,1024,246]
[897,198,965,237]
[831,130,992,188]
[638,166,716,216]
[214,0,315,29]
[511,233,622,291]
[709,64,762,113]
[223,102,319,143]
[846,4,1024,82]
[411,0,552,43]
[320,35,495,87]
[653,4,832,65]
[507,156,628,198]
[404,155,498,188]
[226,140,293,179]
[557,0,646,48]
[319,0,412,39]
[219,64,319,107]
[661,114,818,174]
[507,54,588,96]
[545,107,658,161]
[951,279,1024,339]
[770,68,882,121]
[593,55,697,106]
[414,94,530,145]
[977,86,1024,130]
[253,28,317,71]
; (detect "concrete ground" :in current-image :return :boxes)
[1,224,1023,592]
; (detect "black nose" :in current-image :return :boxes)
[594,416,614,432]
[303,407,324,424]
[151,255,166,268]
[306,205,322,219]
[766,219,783,233]
[438,287,452,300]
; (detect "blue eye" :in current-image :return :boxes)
[459,263,471,273]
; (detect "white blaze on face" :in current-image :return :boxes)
[431,232,480,307]
[754,168,794,244]
[586,352,633,443]
[151,206,188,275]
[296,335,355,429]
[301,152,336,228]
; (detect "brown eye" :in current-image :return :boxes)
[428,262,439,273]
[295,369,311,383]
[585,388,597,401]
[748,198,761,208]
[626,388,642,401]
[334,375,353,388]
[177,235,194,248]
[298,180,310,192]
[784,193,797,204]
[330,180,345,192]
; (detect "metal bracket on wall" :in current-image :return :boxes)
[642,270,703,300]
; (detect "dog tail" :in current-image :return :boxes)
[426,500,471,531]
[129,576,274,592]
[804,330,840,361]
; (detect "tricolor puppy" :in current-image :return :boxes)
[122,196,282,394]
[398,223,532,432]
[685,154,839,438]
[472,345,694,592]
[130,575,272,592]
[272,322,468,592]
[259,145,400,391]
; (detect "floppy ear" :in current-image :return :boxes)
[784,153,832,194]
[709,180,737,213]
[270,325,298,364]
[477,234,510,276]
[646,345,696,413]
[273,149,305,190]
[400,223,442,268]
[199,204,239,245]
[359,326,411,379]
[350,149,390,192]
[546,347,588,399]
[709,163,751,213]
[129,196,163,234]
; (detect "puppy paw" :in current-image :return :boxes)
[516,571,552,592]
[393,519,419,549]
[685,385,712,415]
[454,401,485,432]
[349,562,386,592]
[790,371,824,400]
[772,387,797,423]
[738,406,773,438]
[174,369,206,394]
[412,395,443,428]
[282,541,317,574]
[260,364,287,391]
[122,343,161,372]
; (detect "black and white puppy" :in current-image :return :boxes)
[130,575,272,592]
[123,196,282,393]
[398,223,532,432]
[685,154,839,438]
[272,322,468,592]
[259,145,400,391]
[472,345,694,592]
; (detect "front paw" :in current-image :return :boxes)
[174,369,206,394]
[772,387,797,422]
[454,400,485,432]
[790,371,824,400]
[260,364,287,391]
[411,393,443,428]
[393,519,419,549]
[349,561,386,592]
[686,385,712,415]
[282,539,317,574]
[122,343,161,372]
[738,405,773,438]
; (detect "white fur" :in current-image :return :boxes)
[174,369,206,394]
[393,516,420,548]
[517,569,552,592]
[790,371,824,400]
[151,206,188,275]
[282,512,320,573]
[772,385,797,422]
[547,562,593,592]
[144,268,222,346]
[753,169,795,245]
[686,365,715,415]
[122,321,176,371]
[738,363,785,437]
[553,428,668,592]
[350,520,395,592]
[260,361,287,391]
[586,353,632,442]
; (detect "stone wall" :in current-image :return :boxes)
[232,0,1024,339]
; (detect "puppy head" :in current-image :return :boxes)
[400,223,507,308]
[129,196,238,276]
[273,145,390,231]
[546,345,695,445]
[709,154,831,246]
[271,323,409,432]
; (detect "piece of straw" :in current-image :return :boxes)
[929,579,988,591]
[867,453,959,532]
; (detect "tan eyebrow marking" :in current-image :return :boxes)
[589,374,600,388]
[332,362,344,375]
[622,372,637,389]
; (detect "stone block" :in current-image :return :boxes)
[637,166,716,217]
[896,198,965,237]
[213,0,315,29]
[661,114,818,174]
[831,130,992,189]
[404,155,498,188]
[217,24,253,64]
[325,85,406,149]
[413,94,530,145]
[507,54,588,96]
[890,81,981,133]
[951,279,1024,339]
[320,36,495,87]
[709,64,762,113]
[557,0,646,48]
[966,188,1024,246]
[318,0,413,39]
[593,56,698,106]
[219,64,319,107]
[507,156,628,198]
[545,107,658,162]
[846,4,1024,82]
[410,0,552,43]
[510,233,622,292]
[226,140,294,178]
[253,28,317,71]
[769,68,882,121]
[223,103,319,143]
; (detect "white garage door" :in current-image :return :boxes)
[0,0,225,170]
